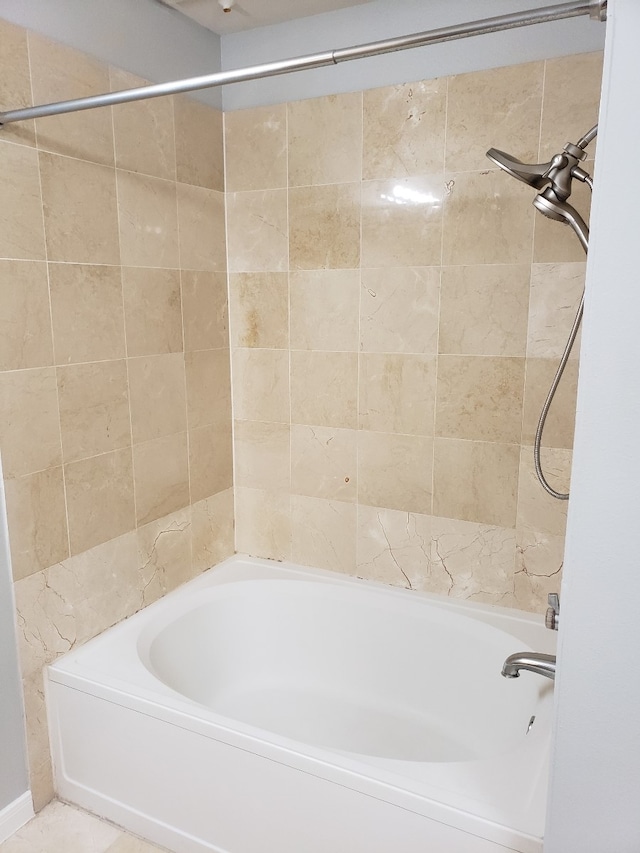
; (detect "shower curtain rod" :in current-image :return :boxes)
[0,0,606,126]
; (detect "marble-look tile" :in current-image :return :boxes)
[291,495,357,574]
[5,468,68,581]
[58,360,131,463]
[234,420,290,492]
[442,170,534,266]
[22,682,54,811]
[49,263,126,365]
[361,177,443,268]
[105,834,169,853]
[188,424,233,503]
[540,52,603,160]
[116,170,179,269]
[235,486,291,561]
[182,271,229,351]
[435,355,525,444]
[356,505,435,591]
[39,152,119,264]
[177,184,226,272]
[291,425,357,504]
[64,448,136,554]
[232,348,289,423]
[433,438,520,528]
[128,353,187,443]
[0,260,53,370]
[0,19,36,148]
[185,349,231,430]
[288,92,362,186]
[359,353,436,436]
[431,516,518,605]
[290,351,358,429]
[446,61,544,172]
[224,103,287,192]
[289,270,359,352]
[522,358,579,449]
[0,367,62,478]
[133,432,190,526]
[289,184,360,270]
[14,530,139,678]
[0,141,45,260]
[439,265,530,357]
[358,431,432,515]
[137,508,192,606]
[527,263,585,358]
[29,33,114,167]
[360,267,440,355]
[363,80,446,180]
[532,166,592,263]
[122,267,183,357]
[191,488,235,572]
[226,189,288,272]
[516,446,571,537]
[229,272,288,348]
[0,801,121,853]
[110,68,176,180]
[514,528,564,613]
[174,96,224,191]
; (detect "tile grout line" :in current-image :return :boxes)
[110,75,139,545]
[431,74,450,529]
[222,108,239,559]
[173,93,194,557]
[355,88,364,574]
[286,100,294,562]
[26,29,72,565]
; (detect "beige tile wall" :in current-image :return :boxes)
[0,18,233,809]
[225,52,603,611]
[0,15,603,814]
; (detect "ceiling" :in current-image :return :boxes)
[157,0,376,36]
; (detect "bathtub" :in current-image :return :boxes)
[47,555,556,853]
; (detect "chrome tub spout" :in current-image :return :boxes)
[502,652,556,680]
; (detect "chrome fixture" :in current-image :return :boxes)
[487,124,598,500]
[545,593,560,631]
[0,2,606,127]
[502,652,556,680]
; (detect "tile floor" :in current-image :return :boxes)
[0,800,167,853]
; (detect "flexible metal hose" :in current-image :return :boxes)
[533,293,584,500]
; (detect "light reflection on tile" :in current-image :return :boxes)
[361,177,443,268]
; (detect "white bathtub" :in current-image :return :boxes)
[47,555,556,853]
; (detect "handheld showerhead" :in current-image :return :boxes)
[485,148,552,190]
[486,126,597,503]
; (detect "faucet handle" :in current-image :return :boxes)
[545,593,560,631]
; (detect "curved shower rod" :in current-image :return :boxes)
[0,0,606,126]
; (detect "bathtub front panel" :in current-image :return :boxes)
[48,682,541,853]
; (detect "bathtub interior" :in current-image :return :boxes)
[140,578,549,764]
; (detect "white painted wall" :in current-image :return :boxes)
[0,0,223,109]
[221,0,606,110]
[545,0,640,849]
[0,463,29,812]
